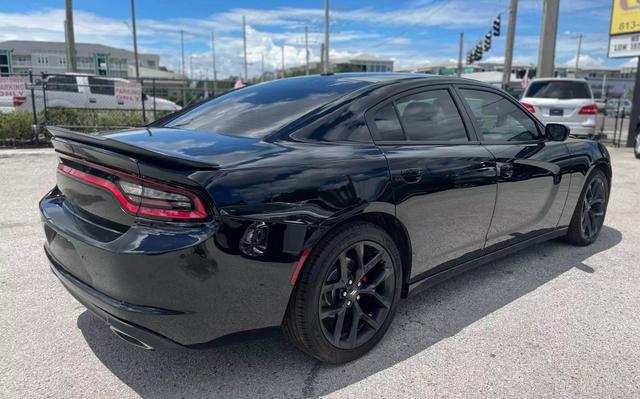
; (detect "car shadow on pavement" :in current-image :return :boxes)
[78,226,622,398]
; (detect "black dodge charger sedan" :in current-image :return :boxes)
[41,73,611,363]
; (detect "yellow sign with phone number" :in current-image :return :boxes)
[611,0,640,35]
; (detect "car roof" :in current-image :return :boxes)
[280,72,449,87]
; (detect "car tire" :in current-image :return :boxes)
[283,222,402,363]
[634,129,640,159]
[563,169,609,246]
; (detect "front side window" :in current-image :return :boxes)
[395,89,468,141]
[460,89,541,142]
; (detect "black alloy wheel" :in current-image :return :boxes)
[564,169,608,246]
[318,241,394,349]
[283,222,402,363]
[580,176,607,240]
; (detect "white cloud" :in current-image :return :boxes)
[563,54,603,68]
[0,2,614,78]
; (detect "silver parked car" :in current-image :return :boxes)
[520,78,597,138]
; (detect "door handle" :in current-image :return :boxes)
[88,98,97,103]
[400,168,423,183]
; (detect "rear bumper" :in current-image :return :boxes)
[48,251,183,350]
[41,188,303,347]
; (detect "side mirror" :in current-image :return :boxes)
[545,123,569,141]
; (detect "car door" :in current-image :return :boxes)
[456,86,571,251]
[366,85,497,280]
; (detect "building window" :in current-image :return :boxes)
[93,53,110,76]
[0,50,12,75]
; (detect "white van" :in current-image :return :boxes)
[9,74,181,113]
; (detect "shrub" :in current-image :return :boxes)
[0,111,35,140]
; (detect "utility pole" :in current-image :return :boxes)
[457,32,464,77]
[281,45,285,79]
[181,30,185,77]
[305,25,310,75]
[502,0,518,91]
[242,16,248,81]
[211,31,217,95]
[575,34,583,71]
[537,0,559,78]
[180,30,186,107]
[64,0,77,72]
[130,0,140,80]
[323,0,330,74]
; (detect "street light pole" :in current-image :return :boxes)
[130,0,140,80]
[181,30,185,77]
[537,0,560,78]
[323,0,330,74]
[575,34,583,71]
[243,16,248,81]
[211,31,217,95]
[64,0,77,72]
[281,45,285,79]
[305,25,310,75]
[457,32,464,77]
[502,0,518,91]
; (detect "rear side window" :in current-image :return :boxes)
[395,90,468,141]
[166,76,369,138]
[525,80,591,99]
[47,76,78,92]
[460,89,541,142]
[88,77,115,96]
[372,103,404,141]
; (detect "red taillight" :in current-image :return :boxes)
[520,102,535,113]
[578,104,598,115]
[13,96,26,107]
[57,163,209,221]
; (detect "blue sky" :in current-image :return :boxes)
[0,0,623,78]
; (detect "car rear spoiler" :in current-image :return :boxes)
[47,126,219,170]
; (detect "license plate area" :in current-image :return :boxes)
[550,108,564,116]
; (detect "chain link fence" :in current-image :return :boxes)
[0,72,236,146]
[0,72,638,148]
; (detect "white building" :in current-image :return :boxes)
[0,40,161,78]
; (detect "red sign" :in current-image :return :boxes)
[114,81,142,105]
[0,76,26,98]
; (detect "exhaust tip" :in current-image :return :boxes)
[109,326,155,351]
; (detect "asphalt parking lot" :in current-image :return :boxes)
[1,145,639,398]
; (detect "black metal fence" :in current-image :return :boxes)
[0,71,236,146]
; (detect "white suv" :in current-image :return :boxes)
[520,78,597,138]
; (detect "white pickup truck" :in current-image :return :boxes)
[0,74,181,114]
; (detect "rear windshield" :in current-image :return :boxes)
[165,76,369,138]
[525,80,591,99]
